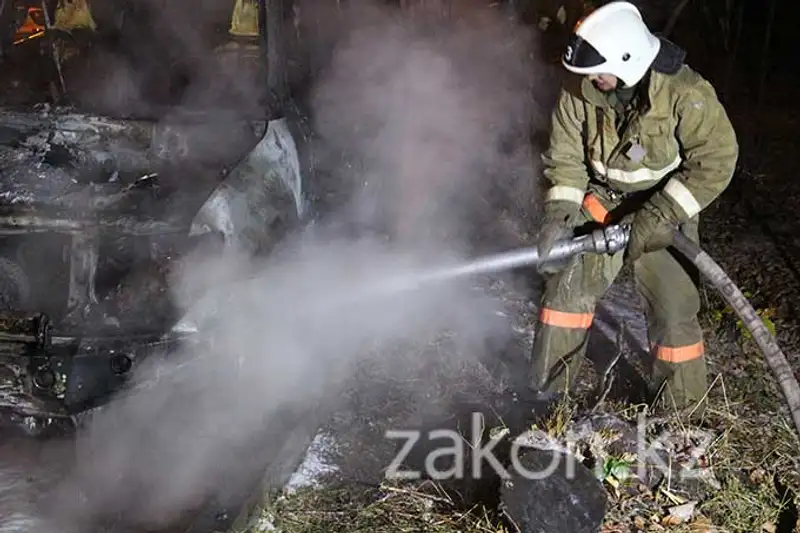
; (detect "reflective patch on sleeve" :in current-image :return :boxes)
[663,178,702,218]
[582,194,610,224]
[546,185,585,204]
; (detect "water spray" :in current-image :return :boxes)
[308,225,632,304]
[172,222,800,439]
[394,224,630,285]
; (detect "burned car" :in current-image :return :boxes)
[0,102,305,431]
[0,0,317,437]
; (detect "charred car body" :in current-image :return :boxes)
[0,0,307,430]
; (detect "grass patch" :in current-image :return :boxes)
[702,473,789,533]
[246,480,509,533]
[599,365,800,532]
[539,393,577,438]
[696,375,799,532]
[240,370,799,533]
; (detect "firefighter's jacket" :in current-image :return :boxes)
[542,63,739,225]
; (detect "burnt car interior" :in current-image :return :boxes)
[0,0,304,428]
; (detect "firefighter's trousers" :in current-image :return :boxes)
[529,192,708,413]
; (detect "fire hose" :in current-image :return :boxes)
[468,224,800,439]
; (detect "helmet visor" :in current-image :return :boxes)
[563,34,606,69]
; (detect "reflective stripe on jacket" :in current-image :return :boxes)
[542,66,739,223]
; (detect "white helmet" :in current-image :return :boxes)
[562,1,661,87]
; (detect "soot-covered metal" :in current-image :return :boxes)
[0,102,303,430]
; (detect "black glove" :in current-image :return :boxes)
[536,201,579,275]
[624,203,678,262]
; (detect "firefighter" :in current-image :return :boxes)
[530,1,738,415]
[228,0,260,39]
[214,0,261,60]
[51,0,261,40]
[53,0,96,32]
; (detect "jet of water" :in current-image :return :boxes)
[173,225,628,341]
[345,224,629,300]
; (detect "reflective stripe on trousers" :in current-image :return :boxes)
[651,341,705,363]
[580,192,705,364]
[532,190,707,407]
[539,308,594,329]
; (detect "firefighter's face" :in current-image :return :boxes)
[588,74,618,92]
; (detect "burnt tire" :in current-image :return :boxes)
[0,257,30,310]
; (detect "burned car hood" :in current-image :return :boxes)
[0,104,265,217]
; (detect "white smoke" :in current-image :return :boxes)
[308,0,548,245]
[0,434,73,533]
[39,1,549,530]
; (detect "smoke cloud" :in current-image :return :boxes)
[308,0,551,247]
[39,1,552,530]
[65,0,263,118]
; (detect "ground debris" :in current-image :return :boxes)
[500,446,608,533]
[515,408,720,496]
[252,479,508,533]
[666,501,696,523]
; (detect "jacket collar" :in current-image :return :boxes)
[577,69,664,114]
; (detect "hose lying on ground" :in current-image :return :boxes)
[670,230,800,441]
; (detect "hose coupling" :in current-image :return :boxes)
[591,224,631,255]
